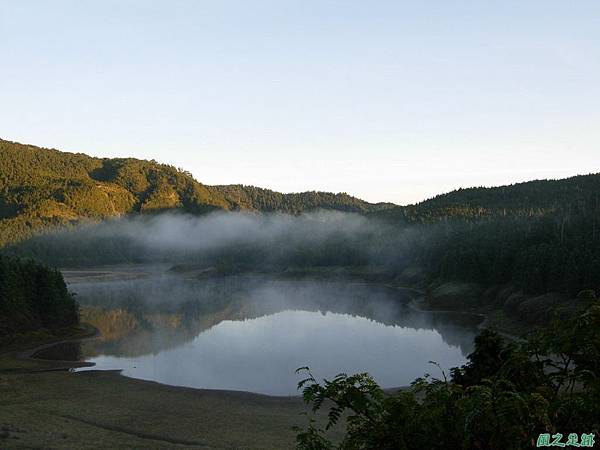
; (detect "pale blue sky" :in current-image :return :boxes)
[1,1,599,204]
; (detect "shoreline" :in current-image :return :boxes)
[345,280,524,342]
[0,362,315,448]
[401,289,524,343]
[8,270,525,382]
[0,319,321,448]
[16,324,100,371]
[12,275,521,392]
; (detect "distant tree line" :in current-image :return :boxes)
[216,184,392,214]
[413,211,600,297]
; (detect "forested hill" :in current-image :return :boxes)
[0,139,391,245]
[216,184,393,214]
[0,139,229,245]
[372,173,600,223]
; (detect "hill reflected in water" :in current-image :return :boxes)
[38,271,481,395]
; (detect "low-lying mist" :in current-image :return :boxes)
[11,210,416,272]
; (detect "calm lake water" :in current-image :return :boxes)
[40,268,481,396]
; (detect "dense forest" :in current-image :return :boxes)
[0,139,390,246]
[416,213,600,296]
[217,184,393,214]
[385,175,600,323]
[0,255,78,338]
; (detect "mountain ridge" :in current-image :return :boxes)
[373,172,600,223]
[0,138,391,245]
[2,138,599,247]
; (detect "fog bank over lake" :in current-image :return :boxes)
[14,211,415,271]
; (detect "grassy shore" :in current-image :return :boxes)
[0,329,326,449]
[0,370,312,448]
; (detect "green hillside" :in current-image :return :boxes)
[0,139,392,246]
[216,184,393,214]
[372,174,600,223]
[0,139,231,245]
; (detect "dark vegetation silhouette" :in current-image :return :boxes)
[0,255,78,339]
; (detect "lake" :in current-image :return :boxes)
[38,267,481,396]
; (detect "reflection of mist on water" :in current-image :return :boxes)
[63,272,480,395]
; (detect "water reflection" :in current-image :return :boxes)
[40,271,481,395]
